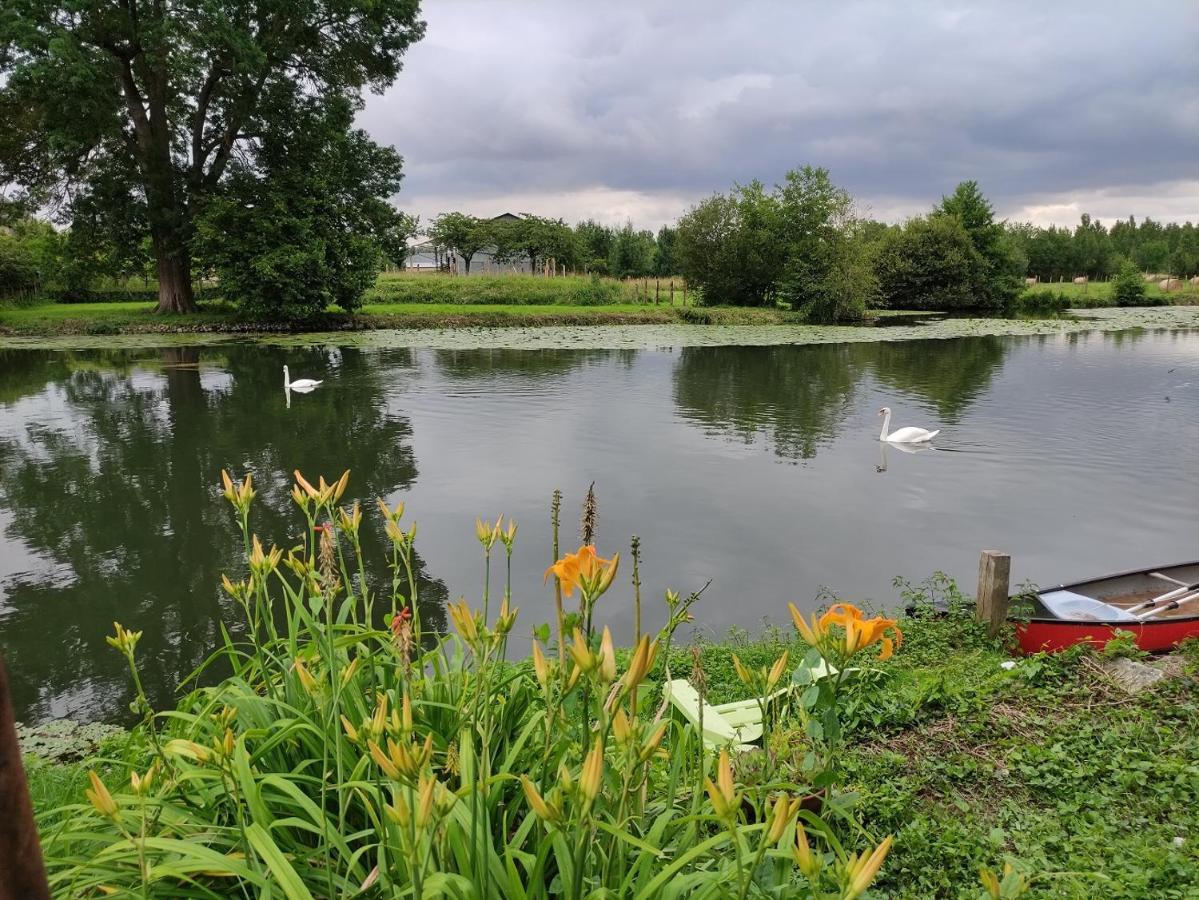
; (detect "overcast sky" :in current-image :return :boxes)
[360,1,1199,231]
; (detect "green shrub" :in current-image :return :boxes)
[1112,260,1148,306]
[567,273,623,306]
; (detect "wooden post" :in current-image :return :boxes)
[655,279,660,304]
[682,281,688,306]
[0,660,50,900]
[976,551,1011,637]
[670,279,675,306]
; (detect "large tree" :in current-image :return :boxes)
[0,0,425,312]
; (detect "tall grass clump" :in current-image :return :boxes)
[38,470,900,898]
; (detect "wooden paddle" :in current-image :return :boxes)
[0,658,50,899]
[1136,589,1199,621]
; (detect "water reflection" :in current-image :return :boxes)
[672,344,862,460]
[0,347,446,723]
[672,338,1009,461]
[861,337,1008,421]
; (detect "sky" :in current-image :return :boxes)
[360,1,1199,232]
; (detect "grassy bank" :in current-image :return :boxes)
[25,605,1199,898]
[0,299,809,336]
[1022,279,1199,306]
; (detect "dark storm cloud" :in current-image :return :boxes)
[361,1,1199,227]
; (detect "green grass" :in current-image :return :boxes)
[1028,279,1199,303]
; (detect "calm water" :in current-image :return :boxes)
[2,329,1197,723]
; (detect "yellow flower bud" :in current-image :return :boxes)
[611,708,631,745]
[341,715,360,743]
[767,650,790,690]
[369,740,400,780]
[531,641,549,688]
[401,693,413,733]
[416,776,437,829]
[165,739,210,763]
[85,771,118,819]
[598,627,616,683]
[384,792,410,827]
[732,653,751,686]
[340,657,361,687]
[844,835,892,899]
[579,736,604,805]
[705,750,737,818]
[332,470,350,503]
[521,775,560,824]
[569,628,596,673]
[293,658,318,695]
[639,721,668,763]
[767,794,797,843]
[794,823,819,877]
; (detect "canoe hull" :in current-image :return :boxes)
[1016,617,1199,654]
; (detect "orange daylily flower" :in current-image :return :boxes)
[816,602,902,660]
[544,545,618,599]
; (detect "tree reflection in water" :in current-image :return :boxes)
[672,338,1010,461]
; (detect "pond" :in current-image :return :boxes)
[2,326,1197,723]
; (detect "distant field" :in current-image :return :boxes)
[1025,278,1199,303]
[367,271,689,306]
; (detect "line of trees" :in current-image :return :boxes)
[426,214,679,279]
[1007,215,1199,282]
[674,169,1199,317]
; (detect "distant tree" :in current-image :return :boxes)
[676,180,784,307]
[775,166,874,321]
[574,220,614,274]
[493,215,573,274]
[0,0,424,312]
[935,181,1023,307]
[875,214,983,310]
[429,213,492,274]
[1111,258,1147,305]
[652,225,677,276]
[192,96,408,320]
[609,223,656,278]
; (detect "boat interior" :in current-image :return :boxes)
[1033,562,1199,621]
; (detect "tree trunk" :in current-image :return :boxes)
[153,229,196,314]
[463,254,473,275]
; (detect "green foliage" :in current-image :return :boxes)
[38,475,896,898]
[875,214,984,311]
[609,222,658,278]
[429,213,493,273]
[0,0,424,311]
[367,272,639,306]
[1112,258,1148,306]
[193,96,408,320]
[1009,215,1199,282]
[1008,288,1076,315]
[676,167,871,320]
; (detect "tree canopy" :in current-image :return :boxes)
[0,0,425,313]
[675,167,874,320]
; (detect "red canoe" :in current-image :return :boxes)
[1016,561,1199,654]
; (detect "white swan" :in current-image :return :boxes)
[283,365,322,391]
[878,407,939,443]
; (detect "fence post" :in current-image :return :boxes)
[655,279,660,304]
[682,281,688,306]
[976,551,1011,637]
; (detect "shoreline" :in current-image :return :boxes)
[3,305,1198,351]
